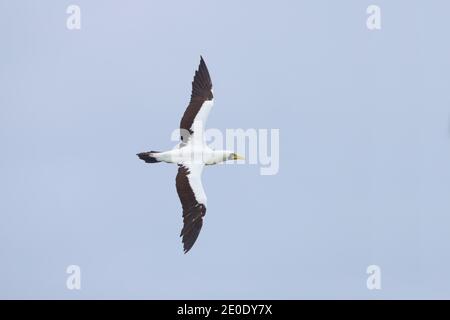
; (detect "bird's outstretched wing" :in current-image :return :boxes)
[176,163,207,253]
[180,56,214,142]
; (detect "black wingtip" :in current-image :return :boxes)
[182,238,193,254]
[183,243,193,254]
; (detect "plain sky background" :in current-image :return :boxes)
[1,0,450,299]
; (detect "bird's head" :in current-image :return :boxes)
[227,152,245,161]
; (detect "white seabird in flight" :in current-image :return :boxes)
[137,56,244,253]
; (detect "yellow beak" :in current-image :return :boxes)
[234,154,245,160]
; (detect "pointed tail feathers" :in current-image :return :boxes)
[137,151,161,163]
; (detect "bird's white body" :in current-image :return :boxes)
[155,145,232,166]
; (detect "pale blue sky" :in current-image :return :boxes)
[1,0,450,299]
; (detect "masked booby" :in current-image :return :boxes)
[137,56,244,253]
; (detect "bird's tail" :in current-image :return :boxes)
[137,151,162,163]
